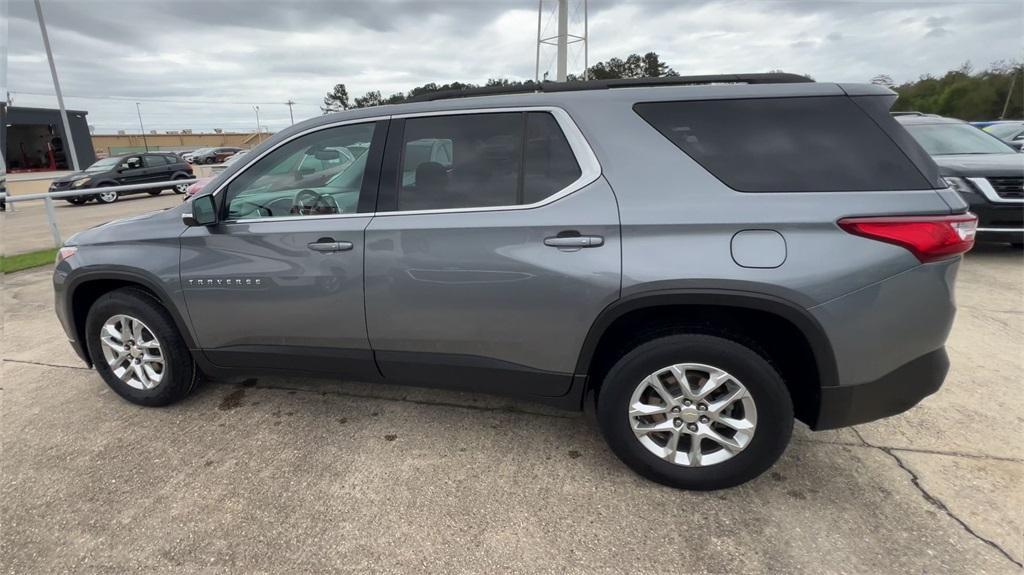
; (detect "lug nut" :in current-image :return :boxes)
[699,416,709,423]
[670,406,681,413]
[687,423,698,432]
[673,418,682,427]
[697,404,708,412]
[683,400,692,406]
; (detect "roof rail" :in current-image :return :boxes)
[405,73,814,103]
[890,111,927,116]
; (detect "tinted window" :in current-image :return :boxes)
[634,97,933,192]
[225,122,375,220]
[523,112,582,204]
[395,112,580,211]
[399,113,521,211]
[143,155,168,168]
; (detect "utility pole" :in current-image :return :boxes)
[136,102,149,151]
[253,105,262,144]
[286,100,295,125]
[33,0,79,171]
[556,0,568,81]
[1000,69,1019,120]
[534,0,542,83]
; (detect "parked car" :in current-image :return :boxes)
[183,148,208,164]
[191,147,243,165]
[53,74,977,490]
[896,114,1023,247]
[49,153,194,204]
[982,121,1024,151]
[183,176,214,200]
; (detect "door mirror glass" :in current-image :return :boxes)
[184,194,218,226]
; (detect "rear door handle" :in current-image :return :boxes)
[544,235,604,248]
[307,240,353,253]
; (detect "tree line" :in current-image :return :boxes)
[321,52,677,112]
[323,55,1023,121]
[881,61,1022,120]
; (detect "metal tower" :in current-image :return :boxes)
[535,0,588,83]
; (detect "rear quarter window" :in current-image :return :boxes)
[633,96,934,192]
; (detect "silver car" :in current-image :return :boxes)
[53,74,976,489]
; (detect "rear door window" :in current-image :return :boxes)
[391,111,582,211]
[634,96,934,192]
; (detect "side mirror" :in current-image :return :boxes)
[182,194,218,226]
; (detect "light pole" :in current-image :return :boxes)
[33,0,79,172]
[253,105,262,144]
[286,100,295,125]
[136,102,149,151]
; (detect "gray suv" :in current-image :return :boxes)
[53,74,977,490]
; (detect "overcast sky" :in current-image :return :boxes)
[4,0,1022,134]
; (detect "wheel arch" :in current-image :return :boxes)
[573,289,838,426]
[66,269,197,364]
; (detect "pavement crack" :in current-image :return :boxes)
[852,428,1023,568]
[2,358,91,371]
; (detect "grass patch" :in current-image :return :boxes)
[1,248,57,274]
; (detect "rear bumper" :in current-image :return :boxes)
[813,348,948,430]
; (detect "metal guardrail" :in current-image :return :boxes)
[1,178,199,248]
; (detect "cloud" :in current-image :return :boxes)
[6,0,1021,133]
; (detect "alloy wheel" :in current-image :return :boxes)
[628,363,757,467]
[98,314,166,390]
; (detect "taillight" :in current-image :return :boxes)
[838,213,977,263]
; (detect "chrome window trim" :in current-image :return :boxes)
[216,106,602,224]
[379,106,601,217]
[968,177,1024,204]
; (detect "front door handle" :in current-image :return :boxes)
[307,240,354,253]
[544,235,604,248]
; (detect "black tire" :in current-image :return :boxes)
[205,157,216,165]
[65,197,88,205]
[147,190,162,196]
[170,176,190,194]
[596,334,793,490]
[1011,243,1023,249]
[84,288,199,406]
[95,184,119,204]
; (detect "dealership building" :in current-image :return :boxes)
[1,104,97,172]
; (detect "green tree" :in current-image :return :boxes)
[321,84,350,114]
[890,62,1023,120]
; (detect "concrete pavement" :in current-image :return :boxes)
[1,246,1021,573]
[2,192,184,256]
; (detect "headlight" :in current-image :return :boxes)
[71,177,91,188]
[55,246,77,263]
[943,177,974,194]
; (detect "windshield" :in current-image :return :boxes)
[905,123,1015,155]
[984,123,1024,139]
[84,157,122,172]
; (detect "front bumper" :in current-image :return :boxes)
[961,189,1023,243]
[814,348,948,430]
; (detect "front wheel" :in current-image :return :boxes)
[171,178,190,194]
[96,186,119,204]
[596,334,793,490]
[84,288,199,406]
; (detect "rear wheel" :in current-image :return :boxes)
[85,288,199,406]
[65,196,88,205]
[596,334,793,490]
[147,190,162,196]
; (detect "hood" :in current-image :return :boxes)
[932,154,1024,178]
[65,203,189,246]
[51,171,92,183]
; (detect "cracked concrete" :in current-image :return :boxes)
[2,244,1022,573]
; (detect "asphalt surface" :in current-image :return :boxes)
[1,245,1021,574]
